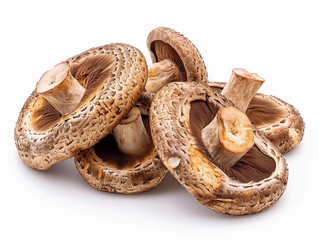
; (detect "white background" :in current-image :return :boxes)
[1,1,318,239]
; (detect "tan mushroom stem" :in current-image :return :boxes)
[202,68,264,168]
[145,59,183,93]
[36,62,86,115]
[202,107,254,168]
[221,68,265,112]
[113,107,151,156]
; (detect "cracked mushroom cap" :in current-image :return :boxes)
[208,82,305,153]
[14,43,147,170]
[74,92,169,194]
[147,27,208,84]
[150,82,288,215]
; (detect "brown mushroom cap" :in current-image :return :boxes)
[74,92,169,194]
[147,27,208,84]
[150,82,288,215]
[14,43,147,170]
[208,82,305,153]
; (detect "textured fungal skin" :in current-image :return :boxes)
[14,44,148,170]
[208,82,305,153]
[75,146,168,194]
[147,27,208,84]
[150,82,288,215]
[74,93,169,194]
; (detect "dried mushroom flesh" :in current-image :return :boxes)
[15,44,147,170]
[208,82,305,153]
[150,81,288,215]
[145,27,208,93]
[14,27,300,217]
[74,94,169,194]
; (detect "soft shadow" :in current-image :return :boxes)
[44,158,84,184]
[13,149,180,196]
[14,152,85,189]
[12,150,285,221]
[139,173,185,196]
[283,143,304,160]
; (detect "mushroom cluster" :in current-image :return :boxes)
[15,27,304,215]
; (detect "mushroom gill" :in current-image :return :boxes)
[150,40,187,82]
[209,83,290,129]
[30,54,116,132]
[246,96,289,128]
[189,100,276,183]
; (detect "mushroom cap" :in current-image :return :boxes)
[150,82,288,215]
[147,27,208,84]
[15,43,148,170]
[74,93,169,194]
[208,82,305,153]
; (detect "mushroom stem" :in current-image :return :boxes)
[221,68,265,112]
[145,59,183,93]
[202,68,264,168]
[113,107,151,156]
[202,107,254,168]
[36,62,86,115]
